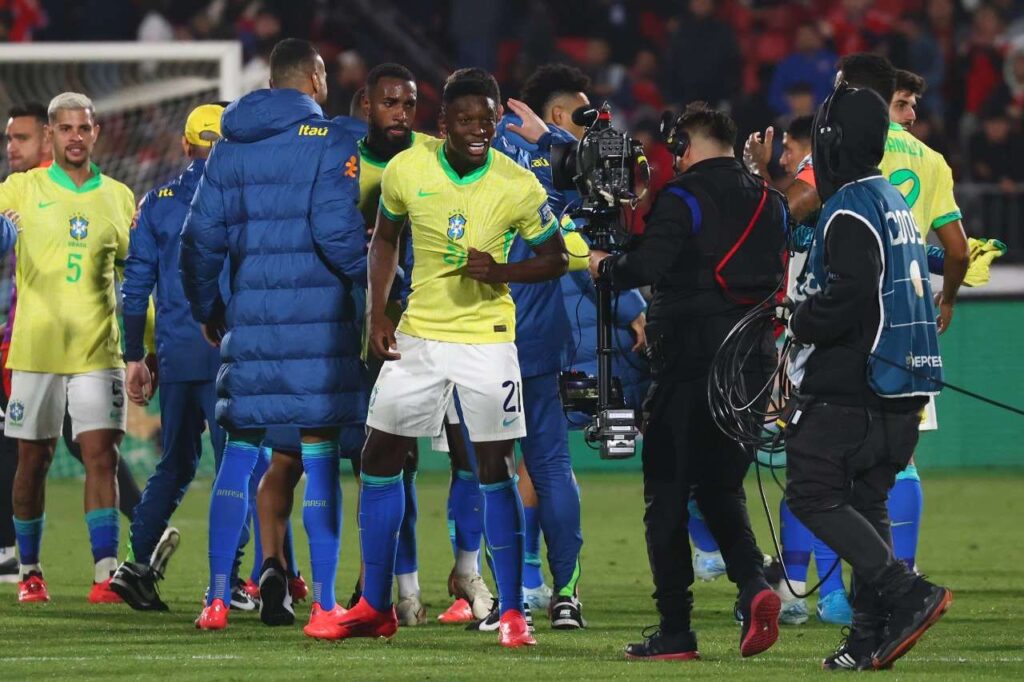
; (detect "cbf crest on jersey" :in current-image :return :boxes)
[69,213,89,240]
[447,212,466,241]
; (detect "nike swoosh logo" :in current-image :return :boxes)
[891,521,914,527]
[502,417,520,427]
[417,189,440,197]
[38,201,57,208]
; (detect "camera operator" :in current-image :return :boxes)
[588,102,786,661]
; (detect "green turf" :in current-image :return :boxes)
[1,470,1021,680]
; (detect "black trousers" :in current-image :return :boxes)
[785,402,920,602]
[641,375,766,633]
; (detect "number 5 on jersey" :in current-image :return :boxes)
[66,252,83,283]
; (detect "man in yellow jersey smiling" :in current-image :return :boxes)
[0,92,134,605]
[338,68,568,648]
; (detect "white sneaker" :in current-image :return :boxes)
[0,546,18,584]
[451,573,494,620]
[396,593,427,626]
[150,527,180,576]
[693,549,727,582]
[523,583,553,612]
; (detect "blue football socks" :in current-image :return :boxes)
[480,478,525,614]
[522,505,544,589]
[359,472,405,612]
[207,437,259,606]
[301,440,342,610]
[890,464,923,570]
[780,498,812,583]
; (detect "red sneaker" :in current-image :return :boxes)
[437,598,474,624]
[499,610,537,648]
[303,602,348,638]
[241,578,260,601]
[18,572,49,603]
[88,577,124,604]
[740,588,781,657]
[331,597,398,640]
[289,574,309,604]
[195,598,229,630]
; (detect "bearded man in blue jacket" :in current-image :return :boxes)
[181,38,367,633]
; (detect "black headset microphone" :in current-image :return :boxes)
[571,105,599,128]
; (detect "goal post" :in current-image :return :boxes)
[0,42,242,479]
[0,41,243,197]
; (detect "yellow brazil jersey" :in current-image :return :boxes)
[379,138,558,344]
[0,163,134,373]
[358,131,436,226]
[879,122,961,240]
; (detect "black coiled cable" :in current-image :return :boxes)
[707,301,792,454]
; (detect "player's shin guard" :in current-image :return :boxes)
[780,498,812,585]
[687,500,719,553]
[449,469,483,557]
[208,439,259,606]
[889,466,923,571]
[480,478,525,614]
[301,441,341,610]
[13,515,44,568]
[359,472,405,611]
[522,505,544,589]
[396,471,419,580]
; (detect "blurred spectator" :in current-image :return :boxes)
[325,50,367,118]
[137,1,174,42]
[629,48,665,113]
[767,22,836,115]
[581,38,631,111]
[823,0,896,55]
[961,4,1007,116]
[969,108,1024,191]
[450,0,501,71]
[0,0,44,41]
[663,0,740,107]
[985,38,1024,120]
[779,82,816,124]
[900,17,946,120]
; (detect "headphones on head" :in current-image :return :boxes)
[660,110,690,157]
[814,76,855,172]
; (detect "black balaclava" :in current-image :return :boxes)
[811,85,890,202]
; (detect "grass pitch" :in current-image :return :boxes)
[0,470,1021,680]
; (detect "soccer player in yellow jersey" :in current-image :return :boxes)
[0,93,135,604]
[336,68,567,648]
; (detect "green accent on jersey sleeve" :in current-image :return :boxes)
[378,196,406,222]
[931,211,962,229]
[524,218,558,246]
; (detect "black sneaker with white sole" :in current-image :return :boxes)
[550,595,586,629]
[466,599,534,633]
[258,558,294,626]
[110,561,169,611]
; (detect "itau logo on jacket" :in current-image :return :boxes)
[69,213,89,240]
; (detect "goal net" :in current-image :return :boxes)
[0,42,242,478]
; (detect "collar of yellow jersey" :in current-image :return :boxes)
[47,162,103,193]
[438,142,492,185]
[888,121,905,132]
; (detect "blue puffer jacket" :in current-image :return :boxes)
[180,88,367,431]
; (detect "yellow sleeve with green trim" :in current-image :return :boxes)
[379,157,409,221]
[514,176,558,246]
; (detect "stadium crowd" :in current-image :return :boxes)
[3,0,1024,188]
